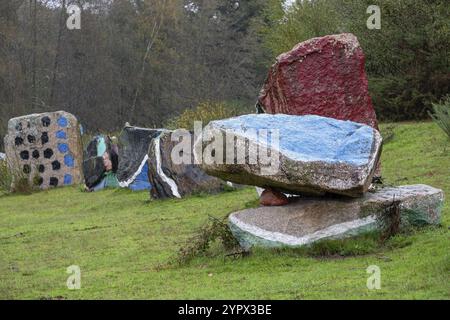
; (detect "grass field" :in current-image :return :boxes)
[0,122,449,299]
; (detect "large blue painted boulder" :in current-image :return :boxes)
[194,114,382,197]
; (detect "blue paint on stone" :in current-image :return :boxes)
[96,136,107,157]
[64,154,74,167]
[58,143,69,153]
[129,162,152,191]
[209,114,377,166]
[56,130,67,139]
[57,116,68,128]
[64,174,73,185]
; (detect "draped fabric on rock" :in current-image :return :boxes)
[116,126,162,191]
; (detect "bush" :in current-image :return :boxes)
[0,159,11,194]
[429,96,450,139]
[166,101,246,130]
[0,156,35,195]
[258,0,450,122]
[175,215,242,266]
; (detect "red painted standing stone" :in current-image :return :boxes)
[257,33,379,130]
[260,189,289,207]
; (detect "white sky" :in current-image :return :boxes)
[285,0,296,6]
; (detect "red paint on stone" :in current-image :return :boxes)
[258,33,379,130]
[260,188,289,207]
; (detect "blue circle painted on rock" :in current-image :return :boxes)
[64,174,73,185]
[64,154,74,167]
[57,116,68,128]
[56,130,67,139]
[58,143,69,153]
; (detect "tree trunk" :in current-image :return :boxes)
[49,0,66,107]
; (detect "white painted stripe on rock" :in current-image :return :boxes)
[154,134,181,198]
[229,214,376,246]
[255,187,264,197]
[119,154,149,188]
[255,187,294,198]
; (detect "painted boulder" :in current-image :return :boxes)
[4,111,83,189]
[257,33,379,130]
[194,114,382,197]
[117,125,162,191]
[82,135,118,189]
[229,185,444,249]
[148,130,227,199]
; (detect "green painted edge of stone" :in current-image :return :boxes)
[228,219,378,250]
[229,194,444,249]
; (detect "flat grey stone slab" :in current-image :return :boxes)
[229,184,444,249]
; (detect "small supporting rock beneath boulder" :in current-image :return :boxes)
[229,184,444,249]
[260,189,289,207]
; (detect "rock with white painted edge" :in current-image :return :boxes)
[148,130,227,199]
[4,111,83,190]
[117,125,162,191]
[195,114,382,197]
[229,184,444,249]
[0,152,5,161]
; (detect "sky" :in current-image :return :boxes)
[285,0,296,7]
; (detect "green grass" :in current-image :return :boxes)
[0,122,449,299]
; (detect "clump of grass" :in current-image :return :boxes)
[266,229,414,259]
[270,232,381,258]
[0,156,36,195]
[381,124,396,144]
[306,233,380,257]
[243,198,260,209]
[0,159,12,194]
[173,197,415,264]
[376,197,403,243]
[429,96,450,138]
[176,215,242,265]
